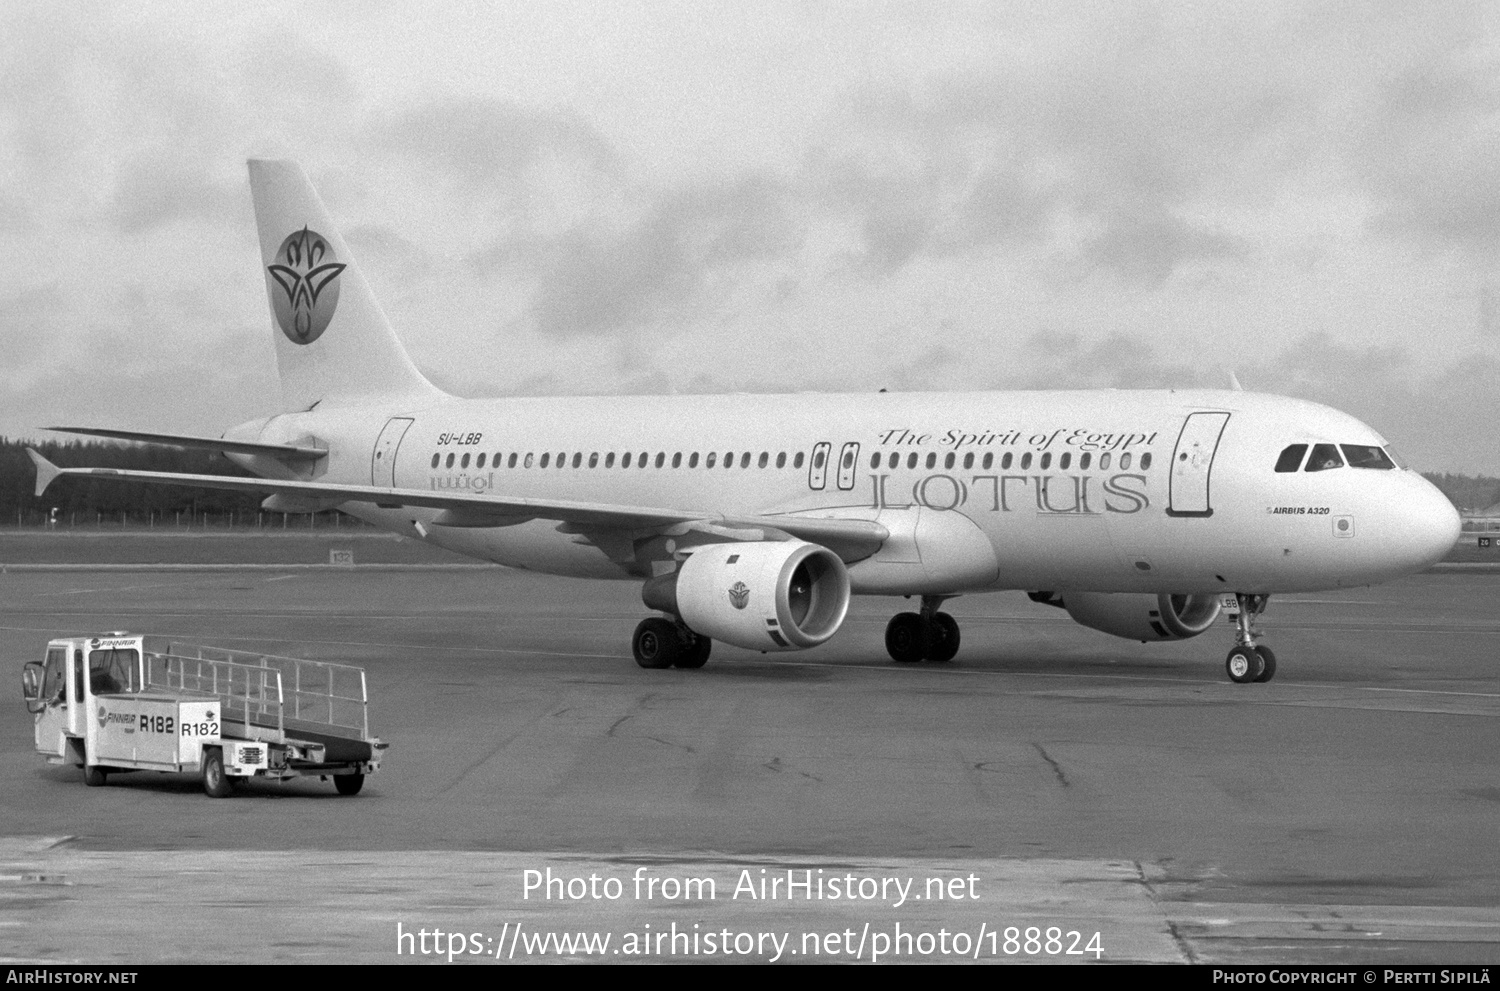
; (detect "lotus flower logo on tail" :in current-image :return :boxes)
[268,227,346,345]
[728,581,750,609]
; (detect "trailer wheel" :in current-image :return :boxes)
[202,748,233,798]
[82,765,107,787]
[334,772,364,796]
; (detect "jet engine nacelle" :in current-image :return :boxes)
[1062,592,1222,642]
[643,541,850,652]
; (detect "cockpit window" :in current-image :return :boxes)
[1304,443,1343,472]
[1341,445,1395,470]
[1274,444,1307,473]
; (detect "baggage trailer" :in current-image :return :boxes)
[21,633,385,797]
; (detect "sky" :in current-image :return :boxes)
[2,0,1498,473]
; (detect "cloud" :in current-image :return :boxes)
[519,172,805,337]
[369,96,618,201]
[109,153,243,233]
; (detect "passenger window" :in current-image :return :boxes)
[673,453,682,468]
[870,453,880,470]
[1080,452,1091,470]
[1141,452,1152,470]
[741,452,751,468]
[1001,453,1012,469]
[794,452,804,469]
[1304,444,1343,472]
[907,452,918,469]
[760,452,769,469]
[605,453,615,468]
[640,452,649,469]
[589,453,599,468]
[559,452,567,469]
[1120,453,1132,470]
[539,453,549,468]
[1274,444,1307,473]
[461,453,470,468]
[1020,453,1032,470]
[690,452,700,468]
[1100,453,1111,470]
[573,453,582,468]
[477,453,487,468]
[508,453,518,468]
[1040,453,1051,470]
[726,452,735,469]
[656,453,666,468]
[982,452,993,469]
[494,452,501,466]
[944,453,955,469]
[430,453,439,469]
[963,452,974,469]
[813,450,825,469]
[776,453,786,468]
[1341,445,1395,470]
[925,453,936,469]
[706,452,717,468]
[445,453,455,468]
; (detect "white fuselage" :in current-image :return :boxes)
[229,388,1459,598]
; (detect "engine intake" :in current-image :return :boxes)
[643,541,850,652]
[1058,592,1221,642]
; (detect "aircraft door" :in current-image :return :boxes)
[1167,412,1231,517]
[372,417,415,487]
[29,647,68,756]
[808,442,831,490]
[836,442,860,491]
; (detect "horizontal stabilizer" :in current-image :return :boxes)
[27,449,62,497]
[47,426,326,461]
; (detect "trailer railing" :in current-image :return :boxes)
[141,642,370,741]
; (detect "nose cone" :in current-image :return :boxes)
[1396,475,1461,571]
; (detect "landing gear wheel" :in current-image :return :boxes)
[202,748,233,798]
[1225,646,1265,684]
[886,612,925,663]
[1253,646,1277,683]
[82,765,107,787]
[633,617,681,669]
[925,612,961,662]
[334,772,365,796]
[674,634,711,669]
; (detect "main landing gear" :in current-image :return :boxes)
[886,596,960,664]
[1224,593,1276,684]
[632,616,712,670]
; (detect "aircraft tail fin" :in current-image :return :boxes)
[247,160,444,411]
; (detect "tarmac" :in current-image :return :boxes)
[1,541,1497,964]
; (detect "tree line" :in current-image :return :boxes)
[1,437,287,526]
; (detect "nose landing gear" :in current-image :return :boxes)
[1225,593,1275,684]
[886,596,960,664]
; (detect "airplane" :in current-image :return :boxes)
[28,160,1461,683]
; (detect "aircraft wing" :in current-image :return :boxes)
[47,426,326,461]
[26,450,887,555]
